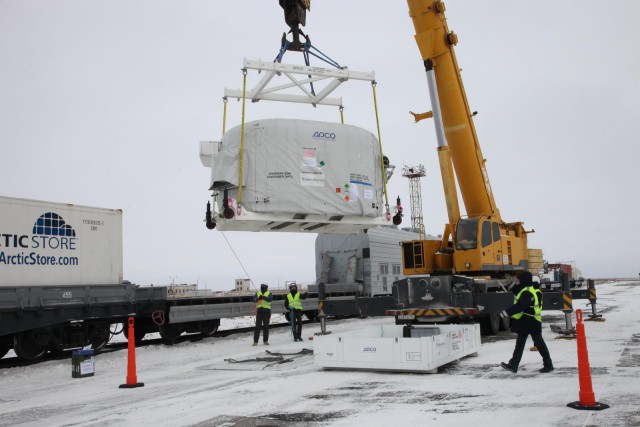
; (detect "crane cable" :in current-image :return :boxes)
[220,230,254,290]
[371,81,390,211]
[238,68,248,205]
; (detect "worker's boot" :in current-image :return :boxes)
[539,365,554,373]
[252,342,258,346]
[500,362,517,373]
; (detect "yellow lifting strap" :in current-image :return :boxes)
[371,82,389,209]
[238,69,248,205]
[339,105,344,124]
[221,97,228,137]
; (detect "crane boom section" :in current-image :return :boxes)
[407,0,500,221]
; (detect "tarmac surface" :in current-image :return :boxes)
[0,281,638,426]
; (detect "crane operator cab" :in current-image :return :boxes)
[454,218,479,250]
[453,217,529,276]
[401,217,529,278]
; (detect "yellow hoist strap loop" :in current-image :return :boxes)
[371,82,389,209]
[339,105,344,124]
[238,69,248,204]
[222,97,228,137]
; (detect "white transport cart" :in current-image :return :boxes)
[313,323,481,374]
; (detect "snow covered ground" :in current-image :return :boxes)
[1,281,638,427]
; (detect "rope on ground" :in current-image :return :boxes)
[225,356,287,364]
[265,348,313,356]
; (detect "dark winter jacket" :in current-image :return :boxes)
[505,284,542,335]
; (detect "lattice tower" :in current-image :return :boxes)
[402,165,426,238]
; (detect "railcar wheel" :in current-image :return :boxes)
[90,325,111,351]
[0,342,10,359]
[303,311,318,322]
[159,323,183,343]
[14,332,48,361]
[198,320,220,336]
[123,324,147,344]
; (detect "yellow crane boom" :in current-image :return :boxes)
[402,0,529,277]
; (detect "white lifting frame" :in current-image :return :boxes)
[224,58,376,107]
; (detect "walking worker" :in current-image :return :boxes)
[253,283,273,346]
[284,283,304,342]
[500,271,554,373]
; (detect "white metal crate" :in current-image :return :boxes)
[314,323,481,373]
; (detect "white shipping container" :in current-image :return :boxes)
[0,196,123,287]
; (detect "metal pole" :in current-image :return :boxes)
[586,279,603,320]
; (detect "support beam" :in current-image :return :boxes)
[223,58,375,107]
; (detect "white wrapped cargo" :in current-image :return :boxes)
[0,196,123,287]
[202,119,394,233]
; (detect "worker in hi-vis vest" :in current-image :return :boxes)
[284,283,305,342]
[253,283,273,346]
[500,271,554,373]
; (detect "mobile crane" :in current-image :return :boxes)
[401,0,528,278]
[385,0,529,333]
[384,1,599,334]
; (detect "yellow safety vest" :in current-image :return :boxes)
[533,288,543,311]
[256,290,271,310]
[512,286,542,322]
[287,292,302,310]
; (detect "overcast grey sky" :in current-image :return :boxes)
[1,0,638,288]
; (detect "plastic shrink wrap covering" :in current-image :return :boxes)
[206,119,389,232]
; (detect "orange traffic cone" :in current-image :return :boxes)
[567,309,608,410]
[119,317,144,389]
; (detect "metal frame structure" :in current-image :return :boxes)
[203,58,393,235]
[402,165,426,235]
[224,58,375,107]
